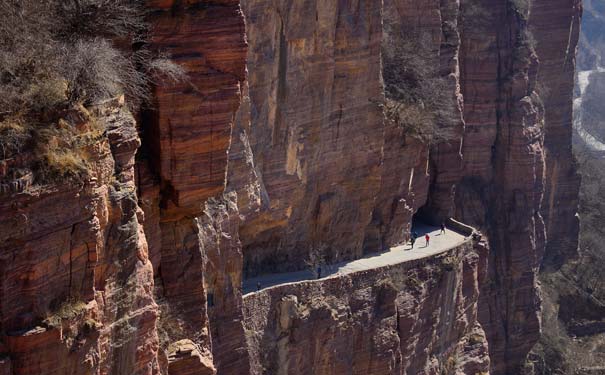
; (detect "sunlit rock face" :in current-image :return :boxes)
[0,0,581,374]
[238,0,387,276]
[0,102,162,375]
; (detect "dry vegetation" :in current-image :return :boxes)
[381,23,456,144]
[44,298,88,328]
[0,0,184,184]
[529,143,605,374]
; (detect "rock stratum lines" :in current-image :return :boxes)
[0,1,581,374]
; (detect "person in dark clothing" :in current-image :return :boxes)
[256,282,261,291]
[317,266,322,279]
[409,230,419,249]
[440,222,446,234]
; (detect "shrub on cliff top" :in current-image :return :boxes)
[0,0,184,184]
[381,24,456,144]
[0,0,184,115]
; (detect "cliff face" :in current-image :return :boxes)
[143,2,249,374]
[529,1,605,373]
[532,0,582,270]
[0,100,161,375]
[243,240,490,375]
[0,1,582,374]
[455,2,548,374]
[239,0,386,274]
[451,1,581,373]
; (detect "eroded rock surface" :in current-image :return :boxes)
[0,101,161,375]
[0,0,581,374]
[239,0,386,274]
[243,240,489,375]
[453,1,581,373]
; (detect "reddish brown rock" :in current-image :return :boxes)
[140,3,252,374]
[424,0,466,223]
[0,0,582,373]
[227,82,262,222]
[243,238,489,375]
[146,0,247,221]
[452,1,580,373]
[239,0,386,275]
[364,0,465,252]
[531,0,582,268]
[5,326,92,374]
[201,194,250,374]
[455,324,491,375]
[0,102,161,375]
[137,161,163,275]
[167,339,215,375]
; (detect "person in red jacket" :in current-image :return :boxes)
[425,233,430,246]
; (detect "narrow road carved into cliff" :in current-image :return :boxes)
[242,223,468,295]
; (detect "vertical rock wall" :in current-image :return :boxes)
[364,0,465,252]
[239,0,386,275]
[532,0,582,269]
[0,102,161,375]
[143,1,250,374]
[0,0,582,373]
[457,0,548,371]
[243,240,490,375]
[454,0,581,373]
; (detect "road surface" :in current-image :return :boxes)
[242,223,468,295]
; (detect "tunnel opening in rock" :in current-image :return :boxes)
[411,205,444,236]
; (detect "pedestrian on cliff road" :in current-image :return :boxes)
[257,282,261,291]
[317,266,322,279]
[425,233,430,246]
[440,222,446,234]
[410,231,418,249]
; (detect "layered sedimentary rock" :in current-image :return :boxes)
[243,238,489,375]
[142,2,250,374]
[239,0,386,275]
[140,1,247,374]
[456,2,548,372]
[201,194,250,375]
[422,0,466,224]
[0,0,582,374]
[532,0,582,269]
[364,0,465,253]
[0,100,161,375]
[453,0,581,373]
[146,0,247,221]
[531,1,605,372]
